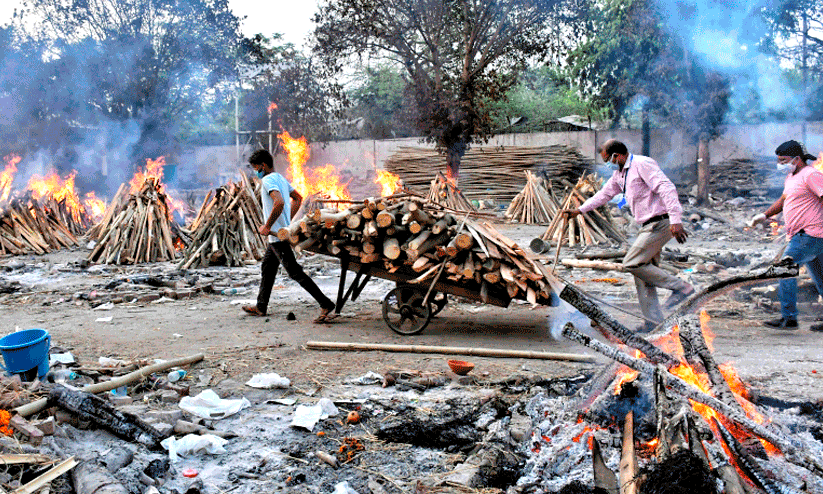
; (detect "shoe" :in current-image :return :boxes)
[663,286,695,311]
[242,305,266,316]
[763,317,798,330]
[810,323,823,332]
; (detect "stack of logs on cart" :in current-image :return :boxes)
[0,194,83,255]
[539,173,626,247]
[544,261,823,493]
[177,175,265,269]
[426,172,477,212]
[278,194,556,306]
[87,179,188,265]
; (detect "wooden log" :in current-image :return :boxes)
[593,438,619,494]
[305,341,595,362]
[619,411,638,494]
[383,238,401,260]
[561,259,624,271]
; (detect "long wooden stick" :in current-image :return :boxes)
[15,353,205,417]
[305,341,594,362]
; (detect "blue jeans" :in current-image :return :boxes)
[779,232,823,319]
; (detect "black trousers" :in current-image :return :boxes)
[256,241,335,313]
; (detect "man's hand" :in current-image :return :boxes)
[670,223,688,243]
[748,213,767,227]
[258,225,271,236]
[563,209,582,218]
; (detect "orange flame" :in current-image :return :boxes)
[130,156,166,194]
[613,367,640,395]
[375,169,401,196]
[26,171,85,222]
[84,192,107,221]
[279,131,350,200]
[700,311,715,351]
[770,221,780,236]
[1,154,20,202]
[267,102,278,114]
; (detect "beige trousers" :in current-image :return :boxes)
[622,218,692,323]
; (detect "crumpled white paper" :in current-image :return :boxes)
[245,373,290,389]
[160,433,228,462]
[290,398,339,431]
[179,389,250,419]
[333,480,361,494]
[345,371,383,385]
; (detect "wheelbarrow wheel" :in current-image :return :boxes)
[382,286,432,335]
[431,293,448,316]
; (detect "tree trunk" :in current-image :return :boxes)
[697,138,710,205]
[642,105,650,157]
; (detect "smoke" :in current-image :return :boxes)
[548,300,592,341]
[652,0,804,119]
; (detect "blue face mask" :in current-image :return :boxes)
[257,170,265,178]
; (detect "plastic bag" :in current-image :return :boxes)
[290,398,339,431]
[333,481,361,494]
[245,373,290,389]
[179,389,250,419]
[160,434,227,462]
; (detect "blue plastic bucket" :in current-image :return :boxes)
[0,329,50,379]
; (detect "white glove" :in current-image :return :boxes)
[748,213,767,227]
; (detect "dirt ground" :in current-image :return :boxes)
[2,206,823,493]
[2,216,821,401]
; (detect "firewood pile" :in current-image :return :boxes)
[384,145,592,203]
[87,179,188,265]
[671,156,786,197]
[177,175,265,269]
[279,194,556,306]
[524,262,823,493]
[539,174,626,246]
[426,172,476,212]
[505,170,561,224]
[0,194,81,255]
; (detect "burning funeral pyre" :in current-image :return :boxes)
[177,174,266,269]
[514,260,823,494]
[87,157,188,265]
[0,154,104,255]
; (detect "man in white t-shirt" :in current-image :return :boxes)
[242,149,337,323]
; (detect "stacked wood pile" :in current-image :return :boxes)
[177,175,265,269]
[0,194,80,255]
[671,156,785,197]
[279,194,556,306]
[87,179,188,265]
[384,145,592,203]
[426,172,476,212]
[504,170,558,224]
[540,174,626,246]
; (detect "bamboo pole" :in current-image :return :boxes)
[305,341,594,362]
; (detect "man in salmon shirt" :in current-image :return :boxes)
[750,140,823,331]
[565,139,695,332]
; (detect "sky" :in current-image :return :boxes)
[0,0,321,48]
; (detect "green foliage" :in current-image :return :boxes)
[345,64,416,139]
[485,66,593,132]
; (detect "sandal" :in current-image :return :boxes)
[313,307,339,324]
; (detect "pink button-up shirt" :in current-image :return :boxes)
[783,165,823,239]
[579,154,683,225]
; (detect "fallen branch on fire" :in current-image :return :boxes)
[561,322,823,477]
[305,341,594,362]
[178,174,265,269]
[88,179,188,264]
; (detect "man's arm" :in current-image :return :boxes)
[259,190,285,237]
[289,189,302,220]
[569,175,621,217]
[750,195,785,227]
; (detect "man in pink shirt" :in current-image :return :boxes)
[751,140,823,331]
[566,139,694,331]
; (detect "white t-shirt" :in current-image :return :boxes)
[260,172,295,243]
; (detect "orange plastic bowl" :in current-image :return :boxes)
[447,359,475,376]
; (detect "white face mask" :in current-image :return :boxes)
[777,157,797,174]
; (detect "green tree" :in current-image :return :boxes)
[346,64,416,139]
[314,0,561,182]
